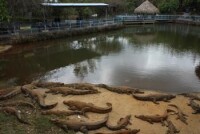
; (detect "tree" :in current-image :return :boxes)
[125,0,137,13]
[0,0,9,22]
[158,0,179,13]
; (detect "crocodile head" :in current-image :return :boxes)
[63,100,75,107]
[131,129,140,134]
[168,95,176,99]
[135,115,145,120]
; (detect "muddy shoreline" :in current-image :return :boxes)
[0,24,124,46]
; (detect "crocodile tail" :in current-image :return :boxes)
[96,84,108,88]
[168,104,178,109]
[45,90,51,93]
[104,114,109,121]
[132,129,140,133]
[40,102,58,109]
[26,102,36,108]
[106,102,112,107]
[166,108,176,114]
[134,115,140,118]
[134,90,145,94]
[132,94,140,99]
[127,115,132,119]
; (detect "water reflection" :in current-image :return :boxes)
[1,24,200,92]
[0,33,124,86]
[195,63,200,80]
[73,59,97,80]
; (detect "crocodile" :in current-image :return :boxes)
[188,99,200,114]
[168,104,188,125]
[179,93,200,101]
[166,120,180,134]
[21,85,57,109]
[45,87,100,96]
[0,106,30,124]
[64,83,98,91]
[0,86,22,100]
[132,93,176,104]
[32,81,64,88]
[95,129,140,134]
[41,109,83,116]
[0,100,35,108]
[106,115,131,130]
[0,89,7,96]
[135,109,175,125]
[50,114,108,133]
[96,84,144,94]
[63,100,112,115]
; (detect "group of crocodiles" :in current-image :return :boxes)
[0,81,200,134]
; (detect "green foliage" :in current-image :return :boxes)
[158,0,179,13]
[125,0,137,13]
[0,113,14,122]
[0,0,9,22]
[3,0,200,21]
[82,7,93,18]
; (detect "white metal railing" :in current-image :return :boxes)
[115,15,200,22]
[0,18,121,35]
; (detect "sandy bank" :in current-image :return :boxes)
[33,85,200,134]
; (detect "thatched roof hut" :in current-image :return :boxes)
[134,0,159,14]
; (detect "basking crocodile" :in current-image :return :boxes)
[95,129,140,134]
[166,120,180,134]
[41,109,83,116]
[0,100,35,108]
[188,99,200,114]
[0,86,22,100]
[50,114,108,133]
[45,87,100,96]
[0,106,30,124]
[135,109,175,125]
[168,104,188,125]
[0,89,7,96]
[64,83,98,91]
[106,115,131,130]
[96,84,144,94]
[21,85,57,109]
[63,100,112,114]
[179,93,200,101]
[32,81,64,88]
[132,93,176,104]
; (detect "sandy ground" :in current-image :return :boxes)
[34,87,200,134]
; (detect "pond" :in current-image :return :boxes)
[0,24,200,93]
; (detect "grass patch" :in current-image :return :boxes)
[0,113,27,134]
[0,113,14,122]
[33,115,76,134]
[34,116,53,133]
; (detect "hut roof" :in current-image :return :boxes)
[134,0,159,14]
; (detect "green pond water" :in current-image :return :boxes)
[0,24,200,93]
